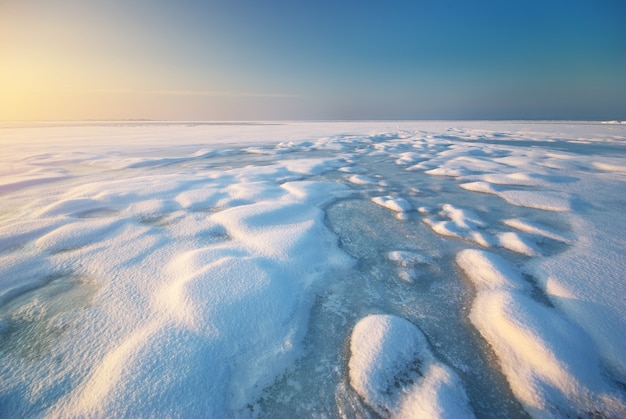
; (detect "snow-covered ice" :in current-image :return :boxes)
[349,314,474,418]
[1,121,625,417]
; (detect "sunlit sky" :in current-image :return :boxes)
[1,0,625,121]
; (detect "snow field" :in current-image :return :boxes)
[1,141,353,416]
[1,121,625,417]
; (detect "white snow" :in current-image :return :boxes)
[371,195,413,213]
[349,314,474,418]
[497,190,572,212]
[423,203,494,247]
[496,232,542,256]
[347,174,377,185]
[1,121,625,417]
[502,218,571,244]
[457,249,626,417]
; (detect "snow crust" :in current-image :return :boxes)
[457,249,626,417]
[1,121,625,417]
[371,196,412,213]
[349,314,474,418]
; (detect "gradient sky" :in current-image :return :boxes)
[1,0,625,121]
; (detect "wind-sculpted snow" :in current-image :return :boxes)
[457,250,626,417]
[349,314,474,418]
[1,121,625,417]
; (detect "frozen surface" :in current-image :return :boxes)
[349,314,474,418]
[457,250,625,417]
[1,121,625,417]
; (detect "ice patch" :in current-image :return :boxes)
[349,314,474,418]
[386,251,432,283]
[386,250,431,267]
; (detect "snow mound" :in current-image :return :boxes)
[211,202,322,260]
[395,152,426,166]
[423,204,493,247]
[440,204,485,230]
[456,249,530,293]
[498,190,571,212]
[348,174,377,185]
[349,314,474,418]
[283,158,341,175]
[496,232,541,256]
[592,162,626,174]
[457,249,626,418]
[175,187,224,210]
[35,219,125,253]
[481,173,543,186]
[460,182,572,212]
[459,181,498,194]
[371,196,412,213]
[37,197,106,217]
[502,219,571,243]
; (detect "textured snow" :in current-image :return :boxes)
[1,121,625,417]
[371,196,413,213]
[349,314,474,418]
[348,174,377,185]
[457,249,626,417]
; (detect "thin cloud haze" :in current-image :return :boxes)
[1,0,625,121]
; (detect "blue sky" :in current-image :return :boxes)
[1,0,625,120]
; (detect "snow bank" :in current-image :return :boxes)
[371,196,412,213]
[497,190,571,212]
[502,218,571,243]
[348,174,377,185]
[496,232,541,256]
[423,204,494,247]
[457,249,626,417]
[349,314,474,418]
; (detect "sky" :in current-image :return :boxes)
[1,0,625,121]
